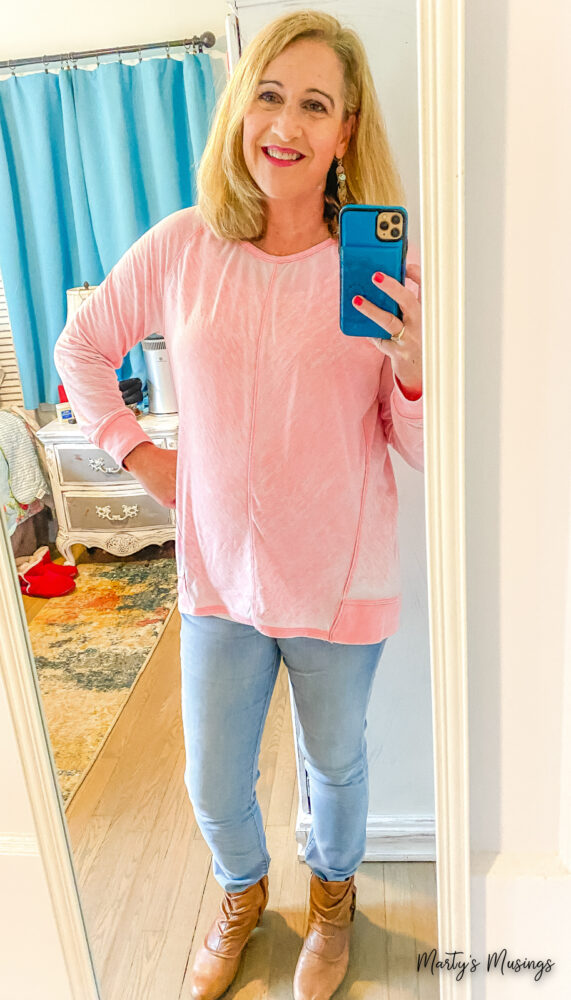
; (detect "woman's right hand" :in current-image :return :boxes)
[123,441,177,508]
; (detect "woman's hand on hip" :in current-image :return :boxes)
[123,442,177,508]
[351,262,423,396]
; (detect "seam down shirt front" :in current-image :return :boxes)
[53,206,424,645]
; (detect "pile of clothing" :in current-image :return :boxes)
[0,409,50,535]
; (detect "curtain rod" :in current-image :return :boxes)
[0,32,216,72]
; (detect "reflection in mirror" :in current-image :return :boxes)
[0,4,439,996]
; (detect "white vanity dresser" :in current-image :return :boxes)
[36,413,178,564]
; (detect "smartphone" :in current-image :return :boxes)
[339,204,408,339]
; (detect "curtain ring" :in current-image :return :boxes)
[166,42,171,59]
[184,41,191,56]
[43,57,50,74]
[117,49,123,64]
[96,53,100,67]
[138,47,142,63]
[72,53,78,70]
[9,60,15,77]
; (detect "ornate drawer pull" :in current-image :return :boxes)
[95,504,139,521]
[88,457,122,475]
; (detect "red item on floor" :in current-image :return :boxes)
[33,546,79,578]
[19,567,76,599]
[16,547,77,598]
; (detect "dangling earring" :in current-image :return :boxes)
[336,156,348,207]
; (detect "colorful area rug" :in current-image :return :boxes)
[27,558,178,806]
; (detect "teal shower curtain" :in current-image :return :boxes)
[0,52,225,408]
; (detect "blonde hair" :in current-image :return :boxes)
[196,9,406,242]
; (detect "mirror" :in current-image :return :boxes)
[0,2,468,996]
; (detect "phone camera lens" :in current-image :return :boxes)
[391,227,400,237]
[380,220,389,231]
[391,214,401,224]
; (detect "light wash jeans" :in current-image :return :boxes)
[179,612,387,893]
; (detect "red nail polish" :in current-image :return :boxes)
[374,272,384,283]
[353,295,363,306]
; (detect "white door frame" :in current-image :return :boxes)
[417,2,471,992]
[0,2,469,996]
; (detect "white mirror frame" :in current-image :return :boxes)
[417,1,470,995]
[0,2,468,996]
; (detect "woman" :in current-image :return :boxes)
[54,10,423,1000]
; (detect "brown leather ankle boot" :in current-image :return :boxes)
[293,873,357,1000]
[189,874,269,1000]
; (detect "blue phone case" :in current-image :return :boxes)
[339,204,408,339]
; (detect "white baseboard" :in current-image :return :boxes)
[295,805,436,862]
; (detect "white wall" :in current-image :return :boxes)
[467,0,571,857]
[466,0,571,994]
[1,1,229,60]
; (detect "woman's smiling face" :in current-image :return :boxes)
[242,38,355,204]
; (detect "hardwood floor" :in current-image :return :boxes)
[23,558,439,999]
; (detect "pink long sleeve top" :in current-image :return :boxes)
[54,206,423,644]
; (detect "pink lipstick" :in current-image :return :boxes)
[261,145,306,167]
